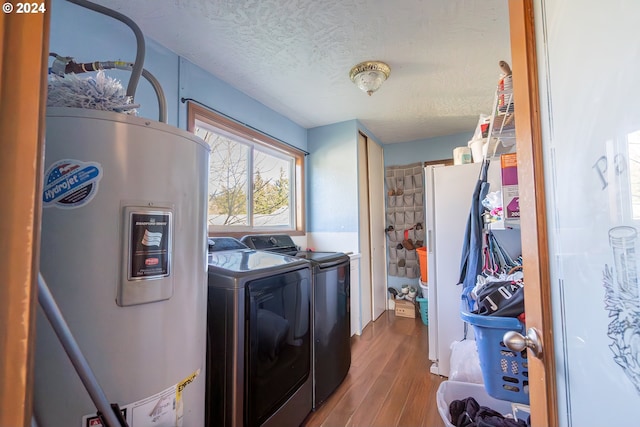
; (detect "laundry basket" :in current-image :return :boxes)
[460,304,529,404]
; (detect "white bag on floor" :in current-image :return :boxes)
[449,340,484,384]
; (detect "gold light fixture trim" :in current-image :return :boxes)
[349,61,391,96]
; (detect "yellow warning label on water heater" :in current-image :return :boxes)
[176,368,200,401]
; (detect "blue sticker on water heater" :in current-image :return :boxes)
[42,159,103,209]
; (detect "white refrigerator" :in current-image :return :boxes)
[425,162,482,377]
[425,161,521,377]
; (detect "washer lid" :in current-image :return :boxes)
[240,234,297,254]
[294,251,349,267]
[208,248,306,273]
[208,237,248,252]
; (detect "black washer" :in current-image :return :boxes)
[241,234,352,410]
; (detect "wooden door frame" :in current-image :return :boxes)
[509,1,558,426]
[0,4,51,427]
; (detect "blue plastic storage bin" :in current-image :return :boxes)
[416,297,428,326]
[460,303,529,404]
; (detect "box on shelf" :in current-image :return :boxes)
[394,299,416,318]
[501,153,519,220]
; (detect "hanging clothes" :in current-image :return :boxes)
[486,231,520,274]
[458,159,491,308]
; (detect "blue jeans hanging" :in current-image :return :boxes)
[458,159,490,309]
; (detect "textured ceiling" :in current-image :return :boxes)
[92,0,511,144]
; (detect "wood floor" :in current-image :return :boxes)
[302,310,448,427]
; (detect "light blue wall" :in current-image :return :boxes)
[307,121,359,232]
[49,0,307,152]
[177,59,307,149]
[383,132,474,167]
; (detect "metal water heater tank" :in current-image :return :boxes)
[35,107,210,426]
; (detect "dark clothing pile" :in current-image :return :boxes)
[449,397,529,427]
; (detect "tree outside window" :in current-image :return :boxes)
[187,102,304,235]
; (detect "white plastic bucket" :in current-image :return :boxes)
[437,381,517,427]
[468,138,485,163]
[453,147,472,165]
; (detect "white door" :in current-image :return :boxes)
[358,133,372,329]
[367,137,387,320]
[534,0,640,425]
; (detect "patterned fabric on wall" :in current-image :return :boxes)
[385,162,425,278]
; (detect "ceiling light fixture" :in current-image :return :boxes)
[349,61,391,96]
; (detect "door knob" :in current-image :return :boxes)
[503,327,543,359]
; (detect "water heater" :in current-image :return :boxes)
[36,107,209,426]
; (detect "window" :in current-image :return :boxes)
[187,102,305,236]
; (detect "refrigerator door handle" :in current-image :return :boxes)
[427,229,433,253]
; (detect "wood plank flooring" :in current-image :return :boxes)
[302,310,448,427]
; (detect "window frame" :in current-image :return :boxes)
[187,101,305,237]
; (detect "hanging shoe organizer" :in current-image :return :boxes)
[385,162,425,278]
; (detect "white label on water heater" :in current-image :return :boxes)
[118,205,174,306]
[81,369,200,426]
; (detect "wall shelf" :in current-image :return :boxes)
[485,79,517,159]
